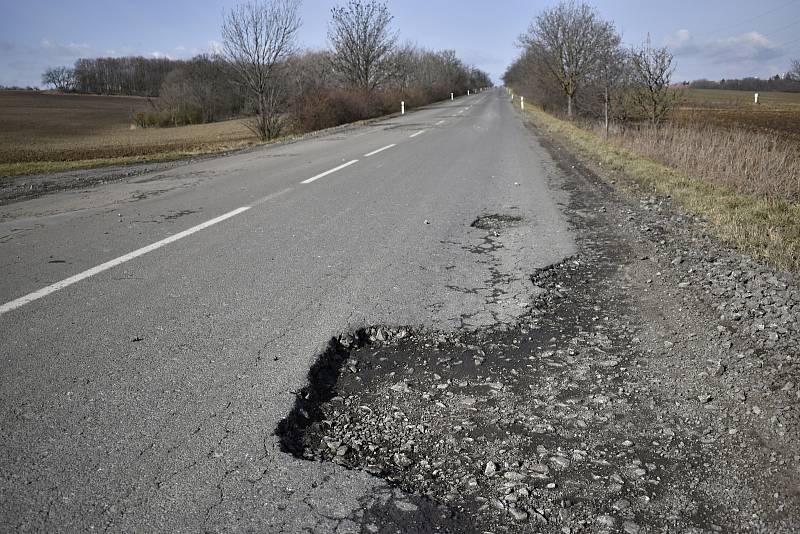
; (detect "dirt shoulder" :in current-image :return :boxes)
[276,116,800,532]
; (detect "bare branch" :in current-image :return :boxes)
[328,0,398,91]
[221,0,302,140]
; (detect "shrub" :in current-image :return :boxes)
[133,106,204,128]
[289,87,449,134]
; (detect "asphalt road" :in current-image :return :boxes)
[0,89,575,532]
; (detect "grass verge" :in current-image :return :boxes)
[522,105,800,272]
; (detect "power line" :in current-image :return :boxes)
[755,16,800,39]
[776,34,800,49]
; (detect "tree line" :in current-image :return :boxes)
[41,0,491,139]
[503,1,679,130]
[689,75,800,93]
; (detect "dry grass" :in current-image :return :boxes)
[0,91,259,176]
[594,123,800,202]
[522,105,800,272]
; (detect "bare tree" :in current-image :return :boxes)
[221,0,301,140]
[789,59,800,81]
[41,66,75,92]
[328,0,397,92]
[518,0,620,117]
[595,47,629,136]
[629,39,678,126]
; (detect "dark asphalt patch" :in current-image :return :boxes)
[470,214,524,232]
[163,209,199,221]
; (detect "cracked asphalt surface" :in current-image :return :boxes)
[0,90,575,531]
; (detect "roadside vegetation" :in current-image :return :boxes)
[2,0,490,178]
[504,0,800,272]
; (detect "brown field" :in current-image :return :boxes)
[0,91,258,176]
[675,88,800,139]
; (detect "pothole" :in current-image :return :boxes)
[470,214,524,231]
[273,210,724,533]
[276,326,415,457]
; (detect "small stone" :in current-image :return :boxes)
[509,507,528,521]
[393,452,412,468]
[595,515,616,528]
[530,463,550,475]
[484,461,497,477]
[550,456,570,469]
[612,498,631,511]
[389,381,411,393]
[623,521,641,534]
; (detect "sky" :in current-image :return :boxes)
[1,0,799,88]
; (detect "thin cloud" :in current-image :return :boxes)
[665,29,782,63]
[706,31,782,63]
[663,29,699,56]
[40,38,92,57]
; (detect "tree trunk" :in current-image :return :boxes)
[604,87,609,137]
[567,93,573,118]
[258,94,267,141]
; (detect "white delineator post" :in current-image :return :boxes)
[467,90,470,96]
[754,92,759,104]
[521,96,524,110]
[451,93,454,100]
[401,101,405,115]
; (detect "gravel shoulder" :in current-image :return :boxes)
[276,117,800,533]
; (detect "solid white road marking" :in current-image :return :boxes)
[0,206,251,316]
[435,120,445,126]
[409,130,425,138]
[364,144,396,157]
[301,159,359,184]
